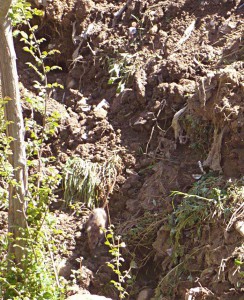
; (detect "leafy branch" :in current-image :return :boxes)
[104,225,131,299]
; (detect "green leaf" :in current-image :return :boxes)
[47,49,61,55]
[20,31,28,39]
[117,82,125,93]
[45,66,51,73]
[23,46,31,53]
[50,66,62,71]
[13,29,20,37]
[235,259,244,266]
[33,8,44,17]
[130,260,138,269]
[30,25,38,32]
[114,63,120,77]
[43,292,53,298]
[106,233,113,239]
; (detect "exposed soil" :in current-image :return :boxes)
[2,0,244,299]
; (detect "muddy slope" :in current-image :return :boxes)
[15,0,244,299]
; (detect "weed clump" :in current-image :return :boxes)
[154,175,244,298]
[64,155,122,208]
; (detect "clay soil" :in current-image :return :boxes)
[1,0,244,299]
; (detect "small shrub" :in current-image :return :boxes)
[104,225,133,299]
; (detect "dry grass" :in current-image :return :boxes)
[118,211,167,267]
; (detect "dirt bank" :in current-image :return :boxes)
[13,0,244,299]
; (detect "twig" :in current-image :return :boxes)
[170,20,196,55]
[1,278,22,296]
[87,41,96,55]
[226,202,244,232]
[178,20,196,46]
[171,191,217,204]
[145,99,166,154]
[44,231,61,288]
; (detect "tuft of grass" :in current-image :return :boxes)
[169,175,243,258]
[63,155,122,208]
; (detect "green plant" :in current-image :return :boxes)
[63,155,122,208]
[119,211,166,268]
[108,53,138,94]
[130,14,145,41]
[169,175,244,260]
[0,1,65,298]
[169,176,228,259]
[10,0,63,148]
[9,0,43,27]
[104,225,133,299]
[234,252,244,286]
[154,177,244,298]
[0,226,66,300]
[182,114,214,155]
[15,25,62,140]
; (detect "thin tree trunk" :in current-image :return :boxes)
[0,0,28,266]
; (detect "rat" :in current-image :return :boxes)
[86,207,108,252]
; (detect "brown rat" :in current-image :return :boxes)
[86,208,108,252]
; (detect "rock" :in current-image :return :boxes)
[76,98,91,113]
[47,97,69,121]
[185,287,214,299]
[66,116,81,135]
[79,265,93,289]
[93,108,108,120]
[149,24,158,35]
[134,69,147,104]
[86,208,107,252]
[126,198,140,213]
[234,220,244,237]
[137,288,154,300]
[200,267,215,281]
[58,259,73,278]
[33,0,48,7]
[152,226,171,257]
[66,293,112,300]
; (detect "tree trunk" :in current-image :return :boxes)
[0,0,28,266]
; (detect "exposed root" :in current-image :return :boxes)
[203,125,226,172]
[171,106,187,145]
